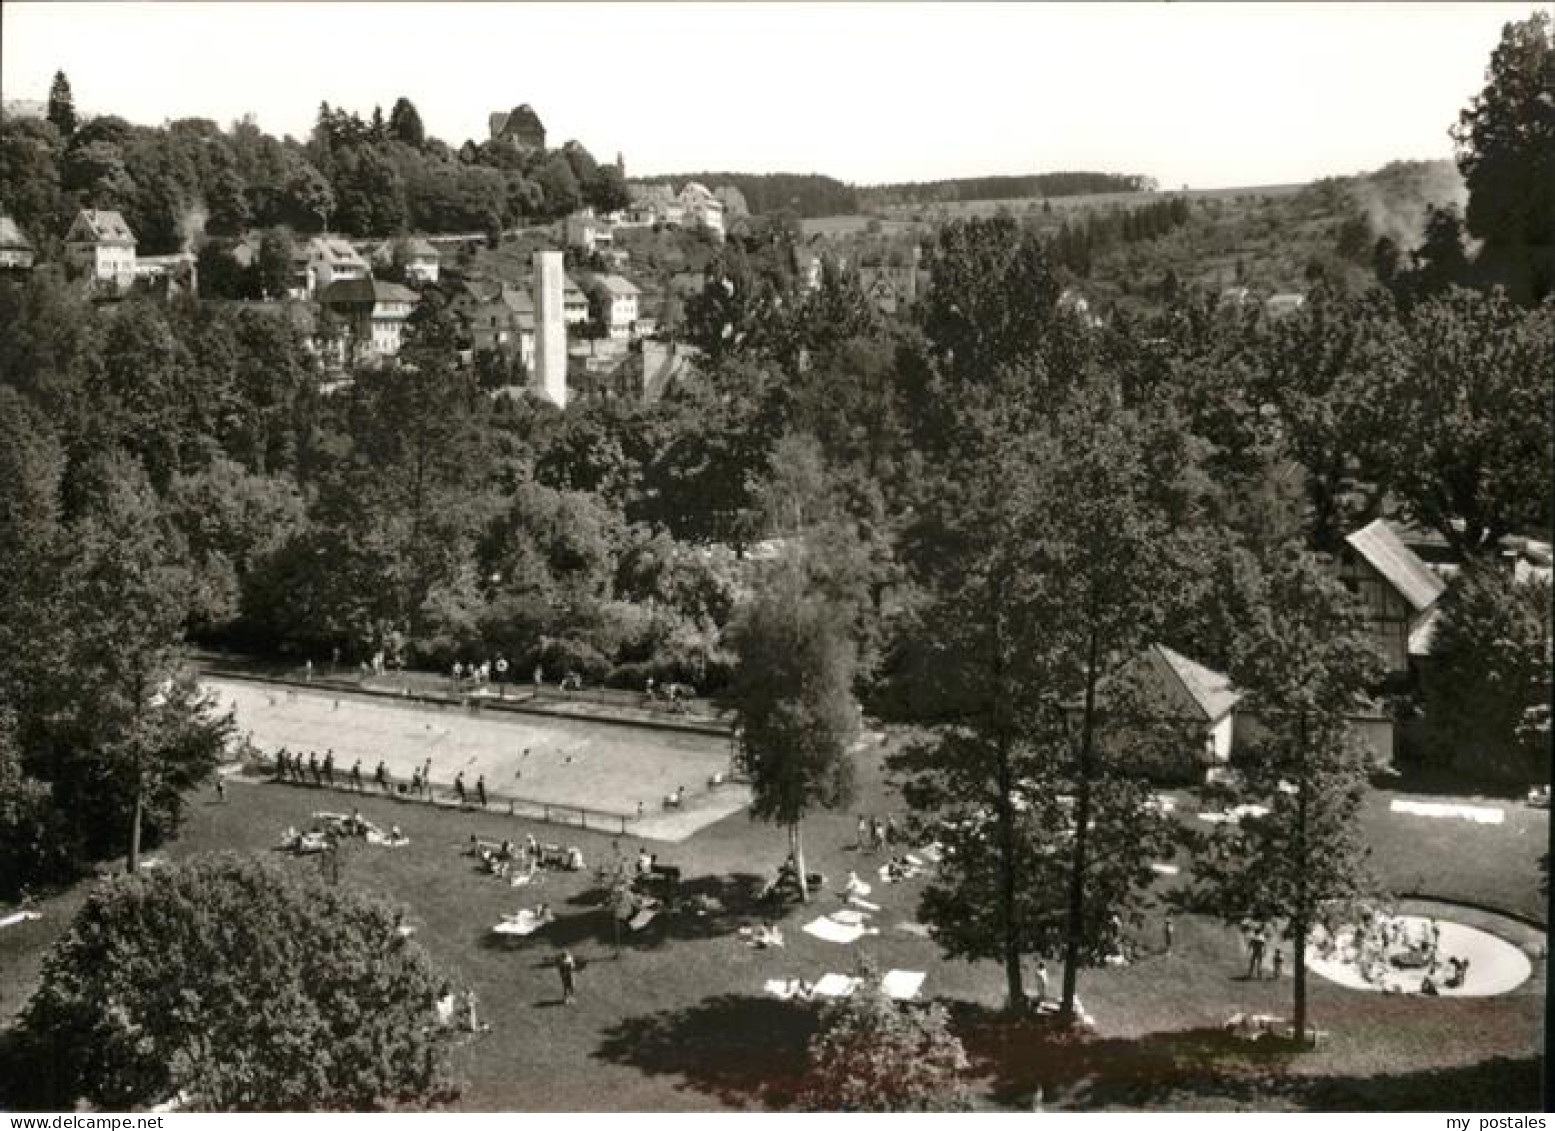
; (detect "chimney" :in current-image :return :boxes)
[533,250,567,409]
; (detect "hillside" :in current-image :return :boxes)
[639,171,858,217]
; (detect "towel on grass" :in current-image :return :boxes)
[830,907,869,927]
[812,973,861,998]
[0,911,42,930]
[1150,862,1180,876]
[1390,799,1505,825]
[882,970,925,1001]
[764,978,807,1000]
[803,916,871,945]
[846,896,882,912]
[897,921,933,939]
[492,909,551,936]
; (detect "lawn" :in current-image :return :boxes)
[0,728,1544,1111]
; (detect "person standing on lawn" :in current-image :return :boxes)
[1246,925,1267,979]
[350,759,363,792]
[476,775,487,808]
[557,950,577,1004]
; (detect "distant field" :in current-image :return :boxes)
[875,182,1308,223]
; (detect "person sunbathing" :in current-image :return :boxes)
[740,921,784,948]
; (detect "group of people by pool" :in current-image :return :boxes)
[1314,911,1473,994]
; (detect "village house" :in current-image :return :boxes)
[65,208,137,290]
[318,277,420,363]
[369,237,441,284]
[467,285,536,371]
[855,248,924,316]
[582,273,640,340]
[1337,518,1448,677]
[301,237,370,298]
[565,210,614,254]
[562,276,590,326]
[0,216,35,271]
[1080,642,1395,782]
[676,182,725,240]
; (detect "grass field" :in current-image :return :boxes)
[0,729,1544,1112]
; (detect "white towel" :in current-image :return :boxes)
[1150,863,1180,876]
[492,910,550,936]
[812,973,861,998]
[1390,799,1504,825]
[882,970,925,1000]
[830,908,869,927]
[764,978,804,1000]
[847,896,881,912]
[803,916,869,945]
[0,911,42,929]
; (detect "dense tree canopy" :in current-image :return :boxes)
[11,854,460,1111]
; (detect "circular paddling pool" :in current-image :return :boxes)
[1305,914,1533,996]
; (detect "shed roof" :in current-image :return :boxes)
[1345,518,1446,613]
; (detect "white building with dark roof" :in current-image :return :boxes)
[319,277,420,361]
[303,237,370,297]
[584,273,640,339]
[65,209,137,289]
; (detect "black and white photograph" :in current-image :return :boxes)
[0,0,1549,1114]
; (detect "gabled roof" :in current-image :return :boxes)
[595,273,639,297]
[319,277,419,307]
[500,285,534,314]
[0,216,32,250]
[69,209,136,245]
[1345,518,1447,613]
[1078,644,1241,724]
[1150,645,1241,722]
[309,237,367,266]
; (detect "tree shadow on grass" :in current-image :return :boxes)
[949,1003,1543,1111]
[554,873,788,954]
[593,993,820,1109]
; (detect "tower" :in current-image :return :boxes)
[533,250,567,409]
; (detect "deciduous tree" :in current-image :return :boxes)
[727,563,859,900]
[12,854,460,1111]
[1189,548,1384,1045]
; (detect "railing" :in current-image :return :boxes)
[246,758,634,836]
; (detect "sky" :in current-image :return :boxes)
[1,1,1546,189]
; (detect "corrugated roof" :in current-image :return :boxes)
[1345,518,1446,613]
